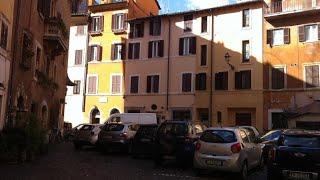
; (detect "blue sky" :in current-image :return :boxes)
[158,0,235,14]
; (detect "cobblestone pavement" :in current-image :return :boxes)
[0,143,266,180]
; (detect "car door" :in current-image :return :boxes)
[245,129,261,166]
[239,129,255,169]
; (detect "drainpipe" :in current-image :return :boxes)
[6,0,21,128]
[166,17,171,114]
[82,23,90,112]
[209,9,214,127]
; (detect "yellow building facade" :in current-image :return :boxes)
[84,0,160,124]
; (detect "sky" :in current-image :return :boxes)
[158,0,236,14]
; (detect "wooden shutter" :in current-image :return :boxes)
[112,14,116,31]
[215,73,220,90]
[179,38,184,56]
[267,30,273,45]
[244,70,251,89]
[88,76,96,94]
[100,16,104,32]
[148,41,153,58]
[201,16,207,33]
[201,45,207,66]
[121,44,126,60]
[140,22,144,37]
[271,68,277,89]
[223,72,228,90]
[134,43,140,59]
[186,73,192,92]
[306,66,313,88]
[149,19,154,36]
[75,50,82,64]
[313,65,319,87]
[195,74,200,90]
[190,37,196,54]
[318,24,320,40]
[112,76,120,93]
[146,76,152,93]
[157,19,161,36]
[284,28,290,44]
[123,14,128,30]
[235,72,241,89]
[153,75,159,93]
[129,22,133,38]
[159,40,164,57]
[97,45,102,61]
[198,73,206,90]
[278,68,285,89]
[299,26,305,42]
[88,46,92,62]
[111,44,115,60]
[130,76,138,93]
[128,43,133,59]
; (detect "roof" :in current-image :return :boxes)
[287,100,320,119]
[128,0,263,22]
[154,0,161,10]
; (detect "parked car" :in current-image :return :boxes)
[73,124,103,149]
[193,127,263,179]
[267,129,320,180]
[131,124,158,157]
[261,129,284,163]
[153,121,203,167]
[238,126,260,138]
[97,122,139,153]
[105,113,157,125]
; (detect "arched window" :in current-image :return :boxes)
[110,108,120,116]
[91,108,100,124]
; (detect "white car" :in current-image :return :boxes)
[193,127,263,180]
[73,124,103,149]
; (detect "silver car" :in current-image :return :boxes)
[73,124,103,149]
[193,127,263,179]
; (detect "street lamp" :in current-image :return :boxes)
[224,52,234,70]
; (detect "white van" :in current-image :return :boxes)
[105,113,157,125]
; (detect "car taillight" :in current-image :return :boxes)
[120,132,127,138]
[269,147,276,162]
[231,143,242,154]
[195,142,201,151]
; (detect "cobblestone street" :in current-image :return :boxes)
[0,143,266,180]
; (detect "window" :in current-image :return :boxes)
[148,40,164,58]
[73,80,81,94]
[242,40,250,62]
[128,43,140,59]
[235,70,251,89]
[172,110,191,121]
[112,13,127,32]
[90,16,103,33]
[215,72,228,90]
[130,76,139,93]
[146,75,159,93]
[112,44,125,60]
[76,26,85,35]
[0,21,8,50]
[182,73,192,92]
[271,67,285,89]
[37,0,50,17]
[150,18,161,36]
[89,45,102,61]
[179,37,196,56]
[236,113,252,126]
[111,75,121,94]
[305,65,319,88]
[201,45,207,66]
[184,14,193,32]
[300,24,319,42]
[200,130,237,143]
[267,28,290,45]
[75,50,83,65]
[129,22,144,38]
[242,9,250,27]
[240,130,250,143]
[201,16,207,33]
[195,73,206,90]
[87,76,97,94]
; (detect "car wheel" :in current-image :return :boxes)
[240,161,248,180]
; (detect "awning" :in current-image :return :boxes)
[66,75,76,86]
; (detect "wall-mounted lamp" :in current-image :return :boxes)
[224,52,234,70]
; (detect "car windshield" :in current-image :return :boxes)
[103,124,124,131]
[79,125,94,131]
[200,130,237,143]
[261,130,281,141]
[137,126,157,137]
[159,123,188,136]
[283,135,320,148]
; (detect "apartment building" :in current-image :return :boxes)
[64,0,89,127]
[126,0,265,130]
[263,0,320,130]
[84,0,160,124]
[7,0,71,130]
[0,0,15,130]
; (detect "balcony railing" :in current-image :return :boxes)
[44,17,68,52]
[266,0,320,15]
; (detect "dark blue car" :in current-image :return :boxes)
[267,129,320,180]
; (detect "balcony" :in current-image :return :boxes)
[43,17,68,54]
[71,0,88,16]
[265,0,320,20]
[89,0,128,12]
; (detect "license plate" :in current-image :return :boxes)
[205,159,223,166]
[288,172,310,180]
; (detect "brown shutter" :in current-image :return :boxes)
[313,65,319,87]
[235,72,241,89]
[223,72,228,90]
[140,22,144,37]
[157,19,161,35]
[245,70,251,89]
[128,43,133,59]
[100,16,104,32]
[149,19,154,36]
[121,44,126,60]
[111,44,115,60]
[195,74,200,90]
[299,26,305,42]
[123,14,128,30]
[267,30,273,45]
[148,41,153,58]
[92,77,97,93]
[159,40,164,57]
[306,66,313,88]
[271,68,277,89]
[146,76,152,93]
[153,75,159,93]
[190,37,196,54]
[87,46,92,62]
[129,23,133,38]
[88,77,92,93]
[98,45,102,61]
[111,14,116,31]
[201,45,207,66]
[134,43,140,59]
[318,24,320,40]
[284,28,290,44]
[179,38,184,56]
